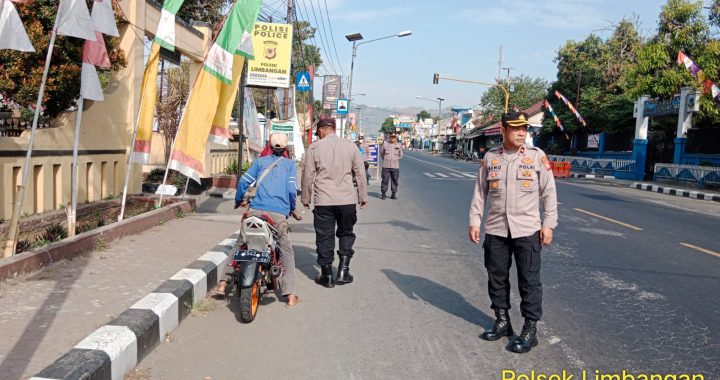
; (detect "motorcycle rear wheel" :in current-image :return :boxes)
[239,281,260,323]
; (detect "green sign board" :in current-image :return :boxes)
[271,124,294,132]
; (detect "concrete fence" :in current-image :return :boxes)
[654,163,720,188]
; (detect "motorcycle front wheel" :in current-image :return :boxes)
[239,281,260,323]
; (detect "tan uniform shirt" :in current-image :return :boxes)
[381,141,404,169]
[469,145,558,238]
[301,133,368,206]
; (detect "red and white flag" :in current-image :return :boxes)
[0,0,35,52]
[57,0,96,41]
[90,0,118,37]
[80,31,110,101]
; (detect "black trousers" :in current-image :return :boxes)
[381,168,399,194]
[483,231,543,321]
[313,205,357,266]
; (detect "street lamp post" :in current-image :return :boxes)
[344,30,412,138]
[416,95,444,151]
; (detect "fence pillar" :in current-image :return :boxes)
[632,139,648,180]
[599,132,606,155]
[673,137,686,165]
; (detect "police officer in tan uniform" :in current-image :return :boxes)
[468,112,558,354]
[380,132,404,200]
[302,118,368,287]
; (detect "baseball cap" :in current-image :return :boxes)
[269,132,288,149]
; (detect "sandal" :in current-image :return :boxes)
[211,280,228,296]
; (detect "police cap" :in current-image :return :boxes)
[501,112,530,128]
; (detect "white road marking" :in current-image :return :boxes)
[449,172,465,178]
[435,173,449,178]
[424,172,436,178]
[462,172,476,178]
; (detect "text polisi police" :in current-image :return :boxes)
[254,23,289,39]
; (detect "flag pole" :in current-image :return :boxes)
[118,91,145,221]
[68,97,85,236]
[157,7,234,207]
[3,20,60,258]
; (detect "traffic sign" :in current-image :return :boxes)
[337,98,348,115]
[296,71,311,92]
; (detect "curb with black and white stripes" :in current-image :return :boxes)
[631,183,720,202]
[30,232,239,380]
[571,173,616,179]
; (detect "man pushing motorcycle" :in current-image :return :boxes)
[215,133,301,306]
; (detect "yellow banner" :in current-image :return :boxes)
[132,43,161,164]
[169,59,247,182]
[246,22,293,88]
[209,55,246,145]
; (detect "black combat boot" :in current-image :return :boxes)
[336,256,354,285]
[381,193,386,200]
[509,319,538,354]
[314,264,335,288]
[480,308,514,341]
[390,192,397,200]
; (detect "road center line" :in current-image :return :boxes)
[405,154,476,175]
[679,243,720,258]
[573,208,644,231]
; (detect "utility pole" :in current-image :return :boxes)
[502,67,514,84]
[497,46,503,82]
[282,0,293,119]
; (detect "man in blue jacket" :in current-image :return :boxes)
[217,133,300,306]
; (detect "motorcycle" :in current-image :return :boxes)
[227,212,283,323]
[466,151,480,162]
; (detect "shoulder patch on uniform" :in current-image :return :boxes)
[541,155,551,170]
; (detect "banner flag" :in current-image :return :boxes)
[131,0,186,164]
[57,0,96,41]
[169,0,262,182]
[90,0,118,37]
[0,0,35,52]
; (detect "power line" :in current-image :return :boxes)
[294,0,328,75]
[298,0,336,75]
[321,0,345,76]
[305,0,340,75]
[314,0,344,76]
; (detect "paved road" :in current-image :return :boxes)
[135,151,720,379]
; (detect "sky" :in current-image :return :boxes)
[293,0,669,112]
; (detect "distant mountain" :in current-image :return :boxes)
[352,104,449,137]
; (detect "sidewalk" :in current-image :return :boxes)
[0,196,243,380]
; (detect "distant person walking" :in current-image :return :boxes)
[301,118,368,288]
[380,132,404,200]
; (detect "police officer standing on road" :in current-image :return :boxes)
[380,132,404,200]
[468,112,558,354]
[302,118,368,288]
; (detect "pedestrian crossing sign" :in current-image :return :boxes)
[296,71,311,92]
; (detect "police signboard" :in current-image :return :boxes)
[296,71,311,92]
[337,98,349,115]
[247,22,294,88]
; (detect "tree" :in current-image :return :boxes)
[379,117,395,134]
[157,61,190,163]
[0,0,127,118]
[625,0,719,128]
[177,0,232,32]
[416,110,431,121]
[480,75,548,121]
